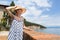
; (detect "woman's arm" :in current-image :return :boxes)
[5,8,15,18]
[5,8,20,21]
[22,16,25,27]
[5,6,23,21]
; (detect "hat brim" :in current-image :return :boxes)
[6,6,26,13]
[15,8,26,13]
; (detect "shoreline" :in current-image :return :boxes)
[0,27,60,40]
[0,31,60,40]
[23,27,60,40]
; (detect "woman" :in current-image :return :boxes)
[5,6,26,40]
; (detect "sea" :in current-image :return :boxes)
[34,26,60,35]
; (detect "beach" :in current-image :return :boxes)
[0,32,60,40]
[0,27,60,40]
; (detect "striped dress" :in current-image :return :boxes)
[8,17,24,40]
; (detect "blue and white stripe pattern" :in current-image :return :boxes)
[8,17,24,40]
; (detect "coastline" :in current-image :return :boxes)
[0,27,60,40]
[24,27,60,40]
[0,31,60,40]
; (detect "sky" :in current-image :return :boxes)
[0,0,60,27]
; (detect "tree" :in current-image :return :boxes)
[10,1,16,15]
[8,1,15,25]
[10,1,15,6]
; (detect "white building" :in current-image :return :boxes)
[0,4,9,22]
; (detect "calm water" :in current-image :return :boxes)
[34,27,60,35]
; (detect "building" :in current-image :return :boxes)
[0,4,9,22]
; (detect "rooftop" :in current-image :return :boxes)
[0,4,9,7]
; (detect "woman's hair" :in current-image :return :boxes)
[14,9,23,13]
[13,9,23,15]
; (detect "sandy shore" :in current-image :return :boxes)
[0,32,60,40]
[0,28,60,40]
[0,31,8,40]
[24,27,60,40]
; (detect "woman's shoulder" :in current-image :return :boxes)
[21,16,24,20]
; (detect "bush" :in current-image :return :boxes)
[0,17,10,31]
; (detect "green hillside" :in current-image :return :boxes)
[24,19,46,28]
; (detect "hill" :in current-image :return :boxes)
[24,19,46,28]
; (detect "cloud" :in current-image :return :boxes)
[0,1,8,5]
[31,0,52,7]
[37,15,60,27]
[0,0,11,5]
[15,0,52,16]
[40,15,49,18]
[16,0,52,7]
[1,0,55,26]
[28,6,43,17]
[14,0,53,26]
[42,16,60,26]
[1,0,59,26]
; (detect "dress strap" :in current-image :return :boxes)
[13,16,24,22]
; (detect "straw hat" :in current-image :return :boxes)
[6,6,26,13]
[14,6,26,13]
